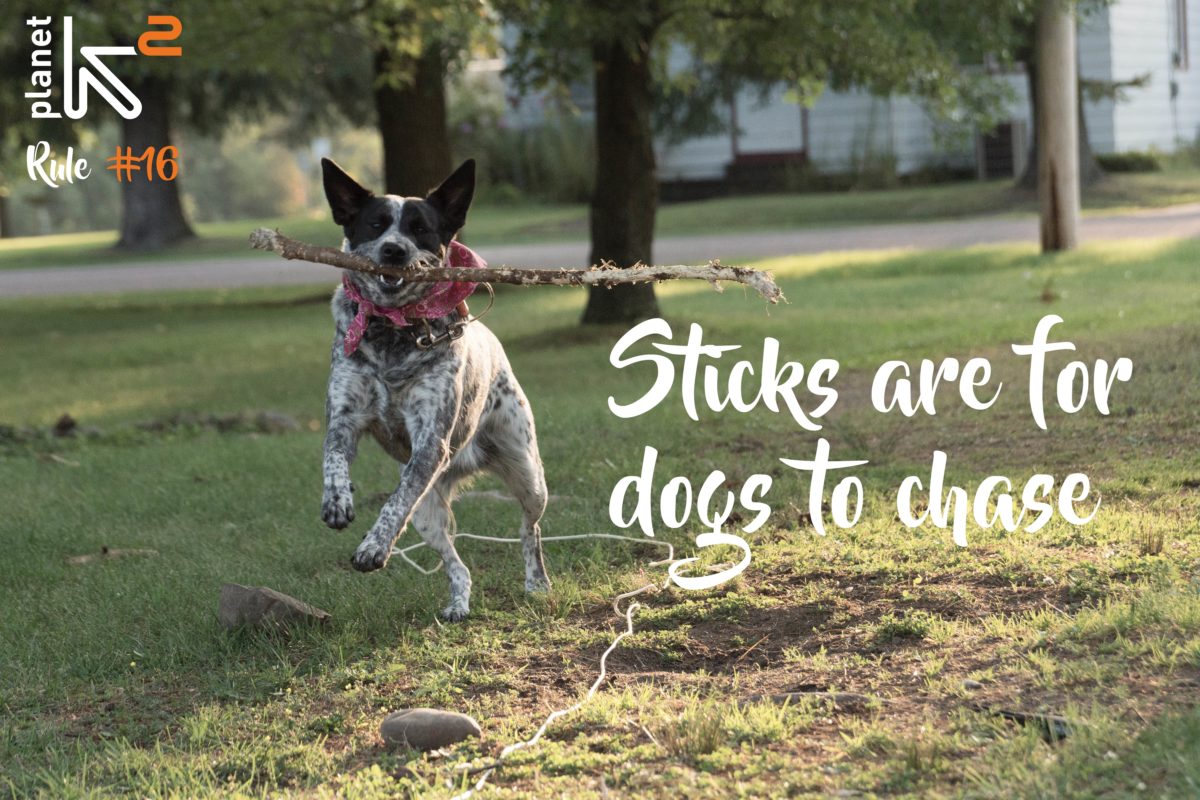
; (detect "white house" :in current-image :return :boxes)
[657,0,1199,184]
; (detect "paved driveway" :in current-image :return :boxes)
[3,204,1199,297]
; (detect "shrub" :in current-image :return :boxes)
[465,115,595,204]
[1096,151,1162,173]
[448,74,594,203]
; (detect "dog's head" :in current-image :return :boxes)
[321,158,475,307]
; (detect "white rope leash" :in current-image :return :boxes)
[389,532,675,798]
[392,532,674,575]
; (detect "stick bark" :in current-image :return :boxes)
[248,228,783,304]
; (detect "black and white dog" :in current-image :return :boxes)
[318,157,550,621]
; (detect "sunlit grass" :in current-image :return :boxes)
[0,237,1197,797]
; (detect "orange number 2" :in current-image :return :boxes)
[138,16,182,57]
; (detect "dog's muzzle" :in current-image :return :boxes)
[375,242,415,289]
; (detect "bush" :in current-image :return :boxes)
[182,124,309,223]
[1096,151,1162,173]
[7,125,122,236]
[448,73,594,203]
[457,114,595,204]
[1164,135,1200,170]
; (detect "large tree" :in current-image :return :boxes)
[1015,0,1114,190]
[374,41,453,196]
[0,1,357,248]
[303,1,491,197]
[498,0,1037,325]
[102,0,361,249]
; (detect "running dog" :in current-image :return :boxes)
[318,157,550,621]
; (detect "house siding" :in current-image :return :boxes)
[1107,0,1197,150]
[805,89,893,172]
[657,127,731,182]
[1171,0,1200,145]
[655,84,807,182]
[733,85,805,155]
[806,90,979,175]
[888,96,975,173]
[1079,7,1117,153]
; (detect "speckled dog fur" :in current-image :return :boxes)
[318,157,550,621]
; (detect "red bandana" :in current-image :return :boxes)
[341,240,485,356]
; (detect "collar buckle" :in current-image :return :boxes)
[411,283,493,351]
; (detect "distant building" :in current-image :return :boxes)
[659,0,1198,187]
[495,0,1198,192]
[671,0,1197,185]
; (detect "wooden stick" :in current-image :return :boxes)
[248,228,784,304]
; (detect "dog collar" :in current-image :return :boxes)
[341,240,485,356]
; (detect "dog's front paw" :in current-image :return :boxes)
[321,483,355,529]
[440,599,470,622]
[351,537,391,572]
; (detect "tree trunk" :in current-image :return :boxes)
[375,46,452,197]
[116,75,194,250]
[0,191,11,238]
[1076,95,1105,185]
[1017,57,1040,190]
[1035,0,1080,252]
[1018,42,1104,189]
[581,35,661,325]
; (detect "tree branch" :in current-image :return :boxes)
[248,228,784,304]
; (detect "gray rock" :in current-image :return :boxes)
[218,583,330,629]
[380,708,482,751]
[53,413,77,437]
[962,679,984,690]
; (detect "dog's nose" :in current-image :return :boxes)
[380,243,404,262]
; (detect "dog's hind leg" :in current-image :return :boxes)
[491,435,551,594]
[412,476,473,621]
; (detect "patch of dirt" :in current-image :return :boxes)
[451,550,1200,800]
[491,567,1062,723]
[136,410,300,435]
[1,410,308,457]
[595,570,1074,677]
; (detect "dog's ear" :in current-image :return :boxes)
[322,158,373,226]
[426,159,475,238]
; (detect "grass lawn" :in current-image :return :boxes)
[1,237,1198,797]
[3,168,1199,271]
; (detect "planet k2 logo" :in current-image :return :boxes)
[26,14,183,120]
[25,13,184,189]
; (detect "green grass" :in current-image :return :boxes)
[1,237,1199,797]
[4,168,1200,270]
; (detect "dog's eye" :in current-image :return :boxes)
[370,220,383,230]
[411,222,427,235]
